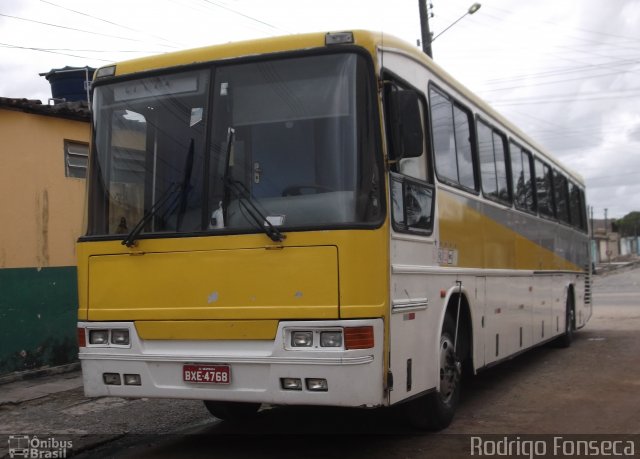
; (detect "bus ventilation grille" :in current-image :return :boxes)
[584,271,592,305]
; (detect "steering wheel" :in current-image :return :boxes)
[281,185,333,196]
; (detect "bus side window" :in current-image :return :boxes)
[429,86,476,191]
[579,189,588,233]
[510,143,535,213]
[568,181,581,228]
[553,170,570,224]
[478,119,510,204]
[534,158,554,218]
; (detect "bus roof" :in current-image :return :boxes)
[98,30,584,186]
[373,33,585,186]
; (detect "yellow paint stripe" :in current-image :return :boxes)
[438,192,585,271]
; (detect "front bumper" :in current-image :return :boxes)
[78,319,385,407]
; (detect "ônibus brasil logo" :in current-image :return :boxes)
[7,435,72,458]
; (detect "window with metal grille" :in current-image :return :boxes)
[64,140,89,178]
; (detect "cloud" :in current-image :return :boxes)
[443,0,640,218]
[629,126,640,143]
[1,0,638,218]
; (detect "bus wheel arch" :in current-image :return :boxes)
[405,291,474,430]
[556,284,576,348]
[444,292,474,378]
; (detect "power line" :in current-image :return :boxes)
[481,66,640,94]
[487,4,640,45]
[480,57,640,88]
[0,42,162,54]
[490,91,640,107]
[0,12,162,46]
[446,8,640,79]
[200,0,291,34]
[38,0,182,48]
[0,41,113,62]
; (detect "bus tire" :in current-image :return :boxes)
[406,314,462,431]
[556,292,575,348]
[203,400,261,422]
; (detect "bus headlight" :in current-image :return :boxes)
[89,330,109,345]
[320,331,342,347]
[111,329,130,345]
[291,331,313,347]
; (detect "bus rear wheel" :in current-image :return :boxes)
[556,292,575,348]
[406,314,462,430]
[203,400,261,422]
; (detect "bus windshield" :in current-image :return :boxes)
[86,52,382,238]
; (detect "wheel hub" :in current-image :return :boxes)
[439,335,460,403]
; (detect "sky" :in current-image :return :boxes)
[1,0,639,219]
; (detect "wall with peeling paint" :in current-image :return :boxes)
[0,106,89,377]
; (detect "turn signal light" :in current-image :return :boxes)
[95,65,116,79]
[344,326,374,350]
[77,328,86,348]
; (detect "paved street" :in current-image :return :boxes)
[1,265,639,458]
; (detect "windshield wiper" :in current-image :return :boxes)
[176,138,195,230]
[222,127,285,243]
[122,139,195,248]
[122,181,180,247]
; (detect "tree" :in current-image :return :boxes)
[615,211,640,237]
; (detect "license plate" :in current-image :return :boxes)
[183,364,231,384]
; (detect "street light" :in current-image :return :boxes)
[419,2,482,58]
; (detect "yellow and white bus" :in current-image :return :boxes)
[77,30,591,429]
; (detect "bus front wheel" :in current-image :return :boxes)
[405,314,462,430]
[203,400,261,422]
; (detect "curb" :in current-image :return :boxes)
[0,362,80,386]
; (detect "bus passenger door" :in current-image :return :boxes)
[384,81,439,403]
[388,187,438,404]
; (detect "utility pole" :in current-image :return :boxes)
[419,2,482,59]
[589,205,595,268]
[418,0,433,58]
[604,208,610,264]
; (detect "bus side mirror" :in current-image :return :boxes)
[387,90,424,160]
